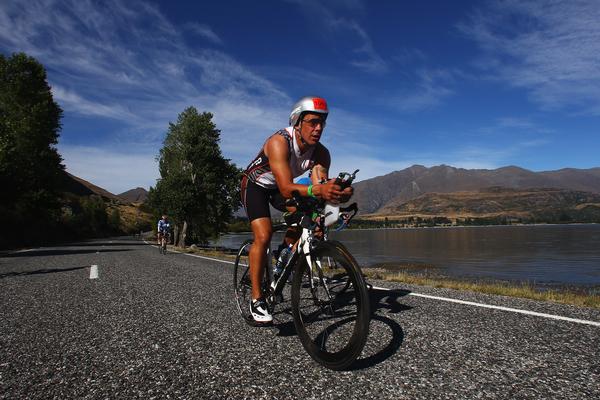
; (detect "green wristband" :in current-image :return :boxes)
[307,184,316,198]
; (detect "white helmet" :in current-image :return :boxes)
[289,96,329,127]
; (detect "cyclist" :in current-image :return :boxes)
[241,96,353,323]
[157,215,170,246]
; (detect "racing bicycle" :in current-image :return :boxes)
[233,171,370,370]
[158,232,170,255]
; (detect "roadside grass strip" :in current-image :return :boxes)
[372,286,600,328]
[143,240,600,327]
[365,270,600,309]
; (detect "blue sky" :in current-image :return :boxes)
[1,0,599,194]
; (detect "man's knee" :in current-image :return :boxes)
[253,232,271,247]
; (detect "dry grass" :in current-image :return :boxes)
[168,246,238,262]
[364,269,600,309]
[110,203,154,233]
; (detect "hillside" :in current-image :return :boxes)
[61,172,123,202]
[352,165,600,214]
[118,187,149,203]
[59,172,154,234]
[370,187,600,222]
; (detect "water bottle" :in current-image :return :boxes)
[274,243,292,278]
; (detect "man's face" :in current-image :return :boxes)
[298,112,326,146]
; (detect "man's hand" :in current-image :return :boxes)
[318,179,350,204]
[340,186,353,203]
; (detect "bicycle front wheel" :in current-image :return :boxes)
[291,240,370,370]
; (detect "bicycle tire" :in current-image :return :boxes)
[234,239,277,324]
[233,239,254,324]
[291,240,370,370]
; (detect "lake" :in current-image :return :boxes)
[212,224,600,286]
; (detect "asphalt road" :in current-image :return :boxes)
[1,237,599,399]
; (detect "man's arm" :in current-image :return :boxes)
[266,137,345,203]
[311,144,331,184]
[265,135,311,198]
[312,145,353,203]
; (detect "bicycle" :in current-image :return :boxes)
[159,232,170,255]
[233,170,370,370]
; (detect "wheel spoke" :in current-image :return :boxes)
[291,241,370,370]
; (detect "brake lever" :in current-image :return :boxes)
[333,169,360,190]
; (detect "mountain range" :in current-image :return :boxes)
[61,172,149,204]
[351,165,600,216]
[63,165,600,222]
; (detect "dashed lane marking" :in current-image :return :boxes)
[89,264,99,279]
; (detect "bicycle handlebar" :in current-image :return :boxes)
[282,171,360,230]
[286,169,360,210]
[334,169,360,190]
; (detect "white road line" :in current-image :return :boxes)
[89,265,99,279]
[144,240,236,265]
[372,285,600,327]
[142,240,600,328]
[11,247,41,254]
[180,252,236,265]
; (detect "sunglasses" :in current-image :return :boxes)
[302,117,326,128]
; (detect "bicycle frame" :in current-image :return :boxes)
[268,228,310,299]
[268,200,358,297]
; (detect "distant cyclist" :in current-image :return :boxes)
[241,96,353,323]
[157,215,170,245]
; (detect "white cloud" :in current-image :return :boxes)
[185,23,223,45]
[336,19,388,74]
[393,69,455,112]
[51,85,139,121]
[330,153,498,183]
[287,0,388,74]
[460,0,600,115]
[59,145,159,194]
[0,0,294,169]
[327,136,552,182]
[476,116,554,136]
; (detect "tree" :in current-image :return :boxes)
[108,208,121,232]
[81,195,108,236]
[0,52,64,246]
[149,107,240,245]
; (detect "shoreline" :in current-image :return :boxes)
[179,246,600,309]
[332,221,600,233]
[225,222,600,235]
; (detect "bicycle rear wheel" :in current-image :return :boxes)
[291,240,370,370]
[233,239,254,324]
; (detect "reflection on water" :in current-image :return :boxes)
[213,225,600,285]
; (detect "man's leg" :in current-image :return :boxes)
[249,217,272,301]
